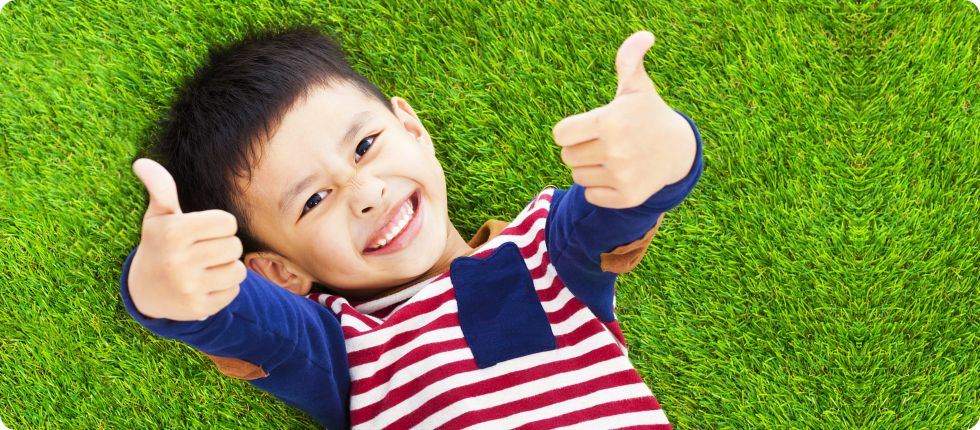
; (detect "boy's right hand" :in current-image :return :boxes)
[127,158,246,321]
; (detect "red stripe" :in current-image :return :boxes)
[556,318,606,348]
[354,309,610,423]
[501,207,548,238]
[528,250,551,279]
[351,358,479,426]
[512,398,669,430]
[360,285,454,331]
[340,302,381,329]
[518,228,546,259]
[536,274,565,303]
[369,302,400,319]
[342,325,364,338]
[546,294,587,326]
[466,221,546,261]
[436,370,649,430]
[347,313,460,367]
[380,345,627,429]
[350,338,470,395]
[603,320,628,349]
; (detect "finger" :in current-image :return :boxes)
[133,158,182,218]
[553,107,604,147]
[571,165,612,188]
[189,236,244,269]
[615,30,656,98]
[180,210,239,242]
[561,140,605,168]
[201,259,248,293]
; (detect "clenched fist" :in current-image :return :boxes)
[553,31,697,209]
[127,158,246,321]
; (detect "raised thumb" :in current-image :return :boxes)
[615,31,656,97]
[133,158,182,217]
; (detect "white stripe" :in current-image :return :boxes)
[352,274,442,315]
[552,409,670,430]
[351,300,618,409]
[521,232,549,270]
[338,309,373,333]
[533,264,558,291]
[356,330,619,428]
[345,282,456,353]
[465,383,660,430]
[408,355,638,430]
[476,216,547,253]
[348,325,465,377]
[352,346,476,406]
[505,194,551,229]
[352,327,619,411]
[550,306,598,336]
[539,282,577,315]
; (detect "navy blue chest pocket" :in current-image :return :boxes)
[450,241,557,369]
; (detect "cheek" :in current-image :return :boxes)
[303,217,356,263]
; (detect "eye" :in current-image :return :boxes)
[301,190,329,217]
[354,134,378,162]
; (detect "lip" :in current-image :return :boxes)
[362,190,422,256]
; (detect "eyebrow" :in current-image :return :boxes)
[277,111,374,221]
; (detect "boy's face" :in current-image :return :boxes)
[239,83,454,299]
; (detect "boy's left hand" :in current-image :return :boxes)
[552,31,697,209]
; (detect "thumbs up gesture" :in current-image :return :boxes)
[552,31,697,209]
[127,159,246,321]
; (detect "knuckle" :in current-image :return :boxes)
[229,237,244,258]
[159,221,183,245]
[161,257,182,277]
[174,277,195,296]
[189,302,208,318]
[602,115,627,134]
[221,211,239,233]
[611,169,630,186]
[233,260,248,283]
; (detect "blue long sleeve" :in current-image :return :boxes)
[119,249,351,429]
[545,109,703,322]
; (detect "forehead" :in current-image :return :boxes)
[274,83,384,143]
[254,83,388,167]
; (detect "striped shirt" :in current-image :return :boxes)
[310,189,673,429]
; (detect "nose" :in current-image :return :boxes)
[344,170,385,215]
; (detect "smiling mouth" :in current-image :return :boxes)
[364,191,420,253]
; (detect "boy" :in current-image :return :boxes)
[121,26,702,429]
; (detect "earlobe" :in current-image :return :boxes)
[244,252,314,296]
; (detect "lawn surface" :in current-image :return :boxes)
[1,0,978,428]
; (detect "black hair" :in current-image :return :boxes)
[141,25,392,256]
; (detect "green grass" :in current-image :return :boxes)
[0,0,978,428]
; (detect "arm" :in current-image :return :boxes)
[120,249,351,429]
[547,109,703,322]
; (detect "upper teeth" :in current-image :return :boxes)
[370,201,415,250]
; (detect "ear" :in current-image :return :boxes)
[391,96,434,154]
[243,251,315,296]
